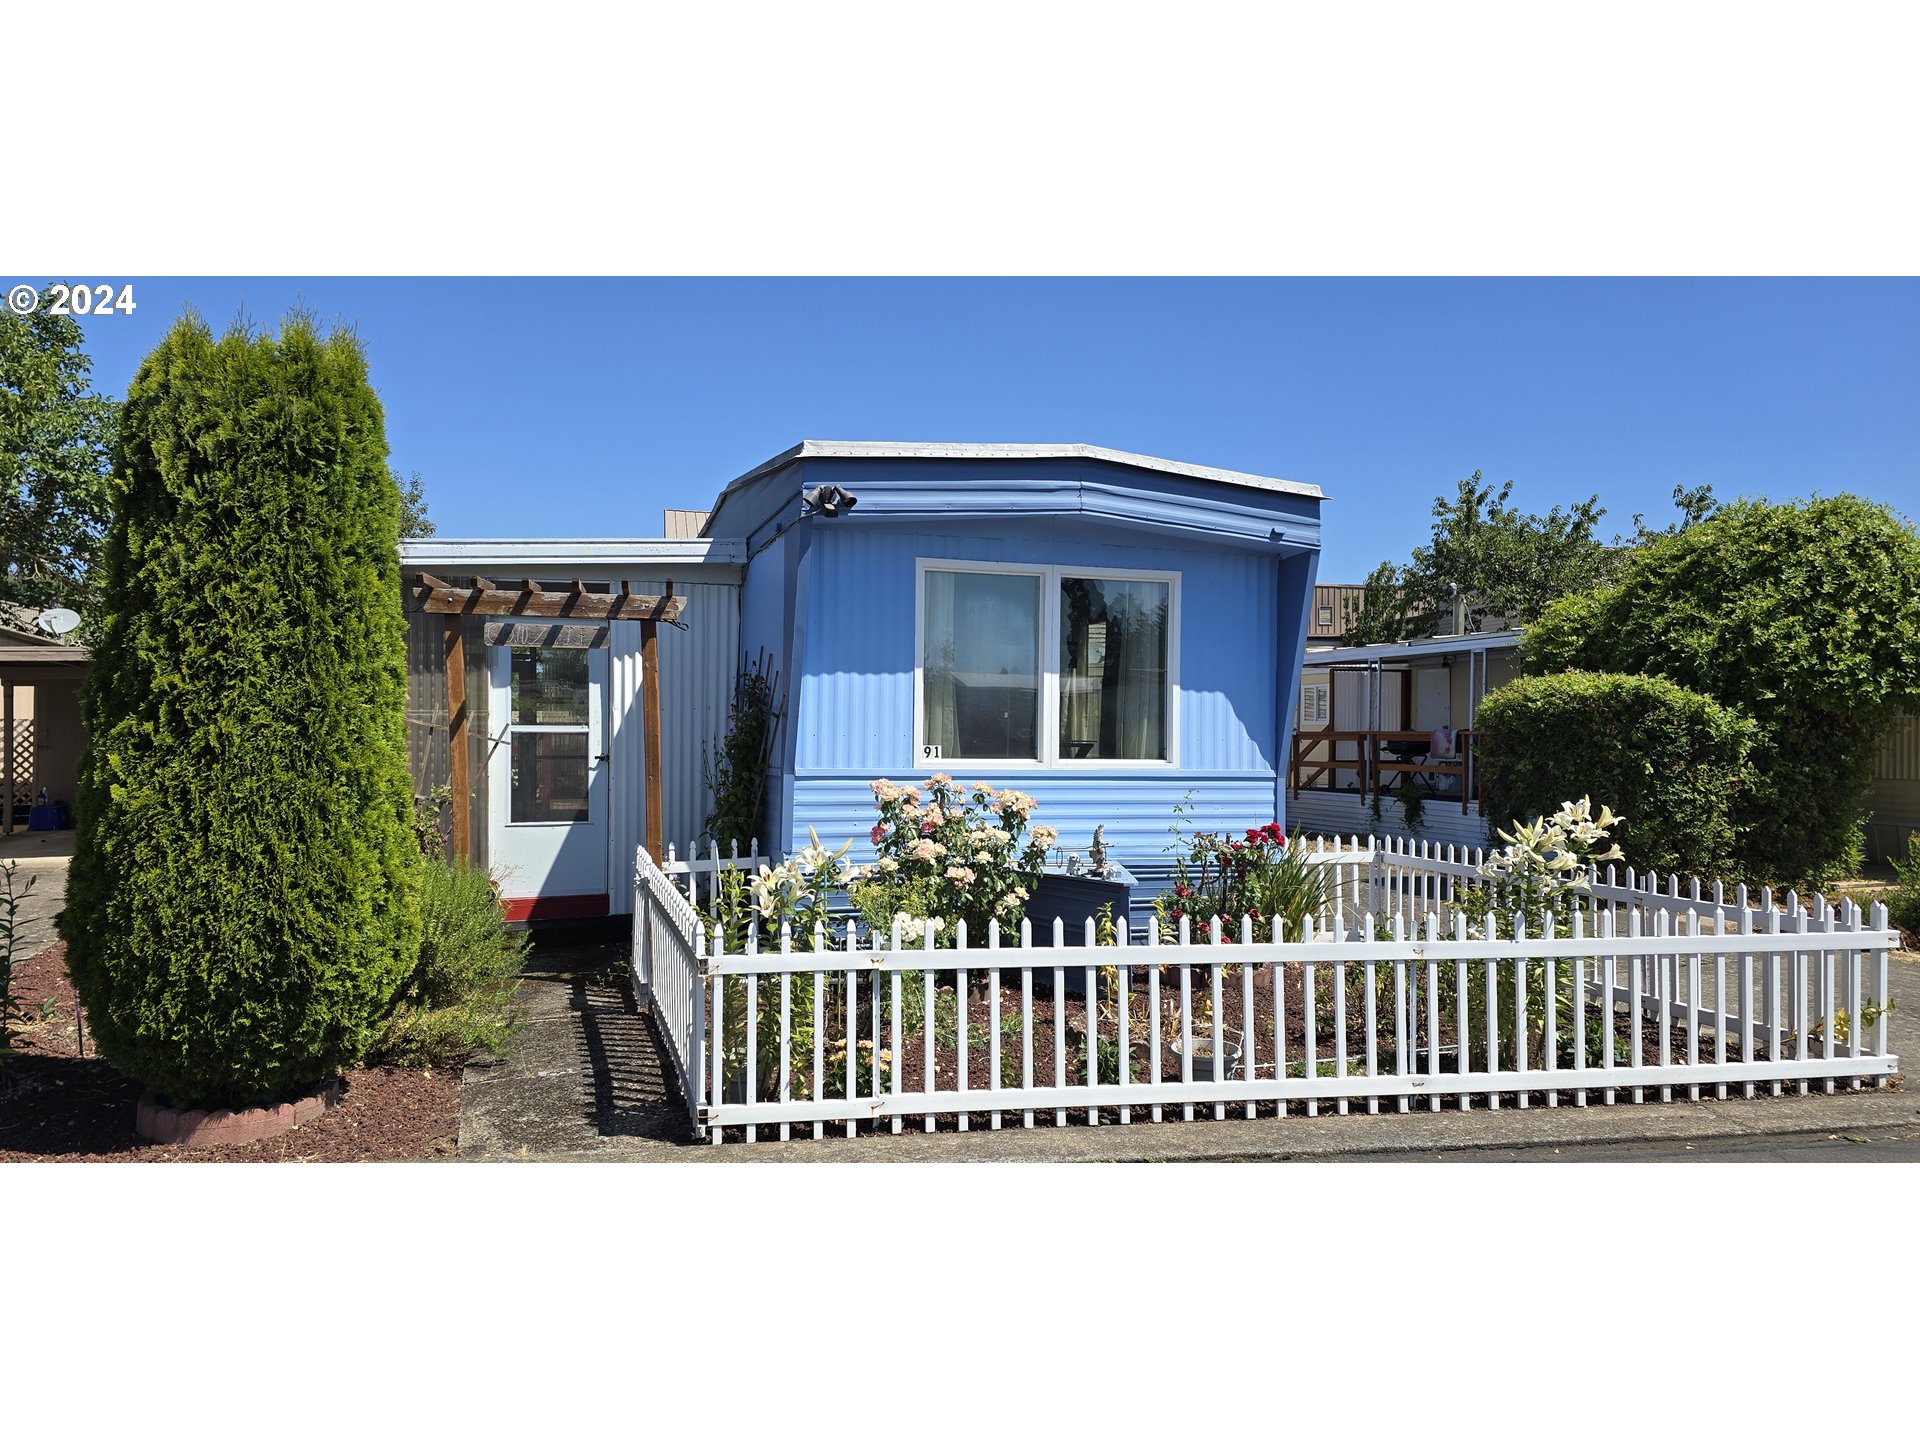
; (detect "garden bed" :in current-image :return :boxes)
[1,943,460,1162]
[706,959,1755,1141]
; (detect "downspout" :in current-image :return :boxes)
[1274,546,1320,828]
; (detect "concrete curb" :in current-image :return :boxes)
[508,1081,1916,1162]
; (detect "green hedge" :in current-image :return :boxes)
[1524,495,1920,885]
[60,314,421,1109]
[1476,672,1756,877]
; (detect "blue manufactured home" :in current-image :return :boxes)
[402,442,1322,921]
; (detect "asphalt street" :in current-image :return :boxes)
[1339,1125,1920,1161]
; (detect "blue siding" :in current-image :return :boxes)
[785,771,1279,908]
[796,521,1279,774]
[795,455,1321,554]
[722,449,1322,891]
[784,519,1291,884]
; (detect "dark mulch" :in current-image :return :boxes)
[1,942,459,1163]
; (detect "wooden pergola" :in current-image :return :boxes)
[405,573,689,860]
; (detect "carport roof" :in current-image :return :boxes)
[0,644,90,665]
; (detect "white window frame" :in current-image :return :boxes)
[913,557,1181,770]
[495,643,604,828]
[1300,678,1330,727]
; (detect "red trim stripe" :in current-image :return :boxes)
[502,893,610,923]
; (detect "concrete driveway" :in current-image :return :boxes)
[1,829,71,958]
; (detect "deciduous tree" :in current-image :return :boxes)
[0,309,117,621]
[1525,494,1920,884]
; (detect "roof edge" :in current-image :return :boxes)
[700,440,1321,533]
[793,441,1322,499]
[1307,629,1526,664]
[400,537,745,566]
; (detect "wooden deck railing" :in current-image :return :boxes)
[1289,728,1477,812]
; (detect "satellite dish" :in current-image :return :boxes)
[36,608,81,636]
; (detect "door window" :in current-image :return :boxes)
[508,646,591,823]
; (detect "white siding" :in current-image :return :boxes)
[608,579,741,913]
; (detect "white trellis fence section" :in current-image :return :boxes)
[633,835,1899,1144]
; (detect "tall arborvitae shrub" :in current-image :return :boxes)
[60,314,421,1109]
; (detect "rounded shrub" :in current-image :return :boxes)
[370,857,527,1067]
[1476,671,1757,878]
[1525,495,1920,885]
[60,313,421,1109]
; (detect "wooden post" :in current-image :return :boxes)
[640,609,665,858]
[444,613,471,861]
[2,679,13,836]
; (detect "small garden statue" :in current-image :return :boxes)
[1088,825,1112,878]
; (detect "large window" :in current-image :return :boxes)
[921,568,1041,761]
[918,562,1177,766]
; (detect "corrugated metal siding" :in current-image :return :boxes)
[403,594,489,868]
[1286,788,1491,851]
[1867,714,1920,863]
[406,566,740,907]
[1874,714,1920,783]
[795,523,1280,774]
[787,771,1279,875]
[607,579,740,912]
[1310,583,1366,640]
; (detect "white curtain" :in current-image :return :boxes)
[923,571,959,755]
[1060,577,1166,760]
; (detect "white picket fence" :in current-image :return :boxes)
[633,836,1900,1144]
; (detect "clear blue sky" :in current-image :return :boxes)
[62,277,1919,581]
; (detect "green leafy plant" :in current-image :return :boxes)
[846,774,1051,943]
[703,650,783,850]
[1809,995,1896,1048]
[1888,833,1920,940]
[59,313,422,1109]
[1448,798,1627,1068]
[705,829,859,1101]
[412,782,455,860]
[1367,775,1425,832]
[0,306,118,628]
[1476,671,1755,878]
[1340,471,1620,644]
[1154,819,1328,940]
[370,857,527,1066]
[1525,494,1920,886]
[1,859,38,1055]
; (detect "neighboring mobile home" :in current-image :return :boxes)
[404,442,1324,920]
[1291,622,1522,849]
[1295,582,1920,863]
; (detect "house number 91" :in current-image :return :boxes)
[920,744,942,760]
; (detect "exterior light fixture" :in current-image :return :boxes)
[802,484,859,517]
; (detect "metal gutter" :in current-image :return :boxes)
[1306,629,1526,665]
[400,537,746,567]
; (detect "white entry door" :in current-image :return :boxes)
[488,641,609,916]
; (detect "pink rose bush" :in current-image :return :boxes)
[848,773,1051,944]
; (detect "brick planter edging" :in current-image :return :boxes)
[136,1079,342,1149]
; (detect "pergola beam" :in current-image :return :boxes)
[405,581,685,623]
[407,572,684,862]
